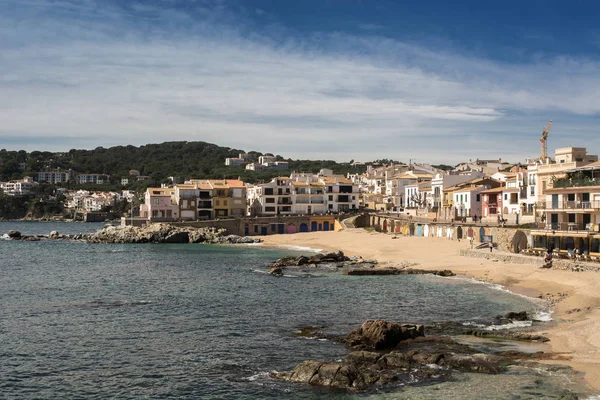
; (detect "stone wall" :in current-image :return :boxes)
[366,214,531,254]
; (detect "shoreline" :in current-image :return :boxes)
[260,228,600,394]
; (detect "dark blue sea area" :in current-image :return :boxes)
[0,222,593,399]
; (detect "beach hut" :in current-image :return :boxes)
[299,223,309,233]
[416,225,423,236]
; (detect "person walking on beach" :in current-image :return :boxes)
[489,241,493,253]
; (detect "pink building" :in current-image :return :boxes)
[480,187,504,222]
[139,188,179,221]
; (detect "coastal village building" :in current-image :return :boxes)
[0,176,38,196]
[225,153,250,167]
[442,178,501,220]
[530,160,600,257]
[37,168,73,184]
[139,187,178,221]
[76,173,110,185]
[430,171,486,215]
[248,172,359,216]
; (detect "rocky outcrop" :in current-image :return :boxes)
[342,320,424,350]
[276,319,517,391]
[84,224,262,244]
[267,251,378,273]
[3,223,262,245]
[344,268,455,277]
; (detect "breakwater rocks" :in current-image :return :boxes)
[267,251,377,275]
[3,224,262,245]
[275,319,556,391]
[344,268,455,276]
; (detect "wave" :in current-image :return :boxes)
[244,371,272,382]
[274,245,322,253]
[442,275,552,320]
[483,320,533,331]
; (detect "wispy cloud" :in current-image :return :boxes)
[0,0,599,163]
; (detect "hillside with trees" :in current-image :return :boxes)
[0,141,367,187]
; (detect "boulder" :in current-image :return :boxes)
[343,320,424,350]
[269,266,284,277]
[503,311,528,321]
[7,230,21,238]
[280,360,371,389]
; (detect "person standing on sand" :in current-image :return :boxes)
[489,241,493,253]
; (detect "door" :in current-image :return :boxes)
[551,194,559,209]
[299,223,309,232]
[550,213,559,230]
[278,224,285,234]
[311,221,317,231]
[261,226,268,235]
[323,221,329,231]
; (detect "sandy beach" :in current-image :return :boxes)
[261,228,600,393]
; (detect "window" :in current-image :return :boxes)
[266,198,275,203]
[476,194,480,202]
[504,194,508,200]
[530,186,535,195]
[153,198,159,205]
[224,200,228,206]
[265,206,275,212]
[329,195,333,201]
[215,200,220,206]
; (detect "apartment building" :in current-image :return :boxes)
[139,187,178,221]
[76,174,110,185]
[37,168,73,184]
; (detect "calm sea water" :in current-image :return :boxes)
[0,222,592,399]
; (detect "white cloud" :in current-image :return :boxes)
[0,0,599,163]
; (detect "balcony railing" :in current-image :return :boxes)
[538,201,600,210]
[534,222,599,232]
[553,177,600,189]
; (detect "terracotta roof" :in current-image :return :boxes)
[322,175,353,184]
[479,186,517,194]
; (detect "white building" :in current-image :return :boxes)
[38,168,73,184]
[248,173,359,216]
[76,174,110,185]
[0,176,38,196]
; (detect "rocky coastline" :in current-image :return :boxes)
[275,319,577,395]
[2,223,261,245]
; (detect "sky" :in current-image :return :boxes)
[1,0,600,164]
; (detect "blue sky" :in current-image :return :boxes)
[1,0,600,163]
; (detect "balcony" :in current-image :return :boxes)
[535,222,598,232]
[198,201,212,209]
[553,177,600,189]
[538,201,600,210]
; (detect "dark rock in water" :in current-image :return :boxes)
[163,231,190,243]
[344,268,455,277]
[7,230,21,238]
[269,266,283,277]
[440,353,503,374]
[342,319,424,350]
[501,311,528,321]
[277,360,377,389]
[295,255,310,266]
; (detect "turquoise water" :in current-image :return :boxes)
[0,222,590,399]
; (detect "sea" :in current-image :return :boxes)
[0,221,595,399]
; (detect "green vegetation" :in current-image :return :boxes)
[0,141,367,185]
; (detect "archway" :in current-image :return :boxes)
[512,230,528,253]
[299,223,309,232]
[287,224,297,234]
[457,226,463,239]
[382,219,388,232]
